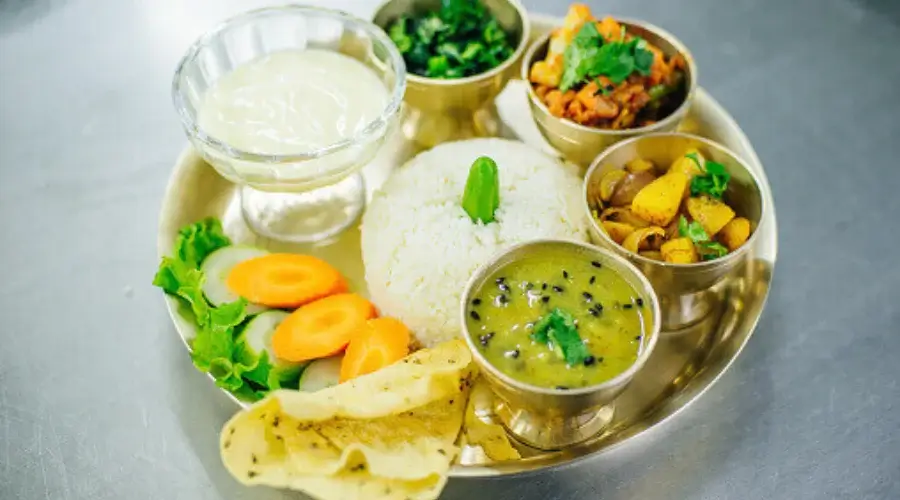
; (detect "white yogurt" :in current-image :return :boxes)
[198,49,388,155]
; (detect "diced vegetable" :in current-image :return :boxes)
[660,237,698,264]
[200,246,270,314]
[297,356,343,392]
[626,158,655,173]
[601,220,636,244]
[686,196,736,237]
[226,253,347,309]
[630,171,689,226]
[610,170,657,206]
[272,293,377,362]
[718,217,751,251]
[599,169,627,202]
[622,226,666,253]
[599,207,651,228]
[234,311,306,388]
[339,317,411,382]
[668,149,705,180]
[462,156,500,224]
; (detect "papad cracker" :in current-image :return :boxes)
[220,340,473,500]
[461,377,520,462]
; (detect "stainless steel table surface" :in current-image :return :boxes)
[1,0,898,498]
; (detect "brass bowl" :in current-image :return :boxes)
[522,19,697,167]
[583,133,766,329]
[372,0,530,149]
[460,239,661,450]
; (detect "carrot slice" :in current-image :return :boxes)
[272,294,376,362]
[226,253,347,308]
[340,317,411,382]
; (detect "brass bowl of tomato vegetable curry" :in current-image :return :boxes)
[372,0,530,148]
[460,239,661,450]
[584,132,766,329]
[522,4,697,167]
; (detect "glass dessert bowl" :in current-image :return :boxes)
[172,6,406,243]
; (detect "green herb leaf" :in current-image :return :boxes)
[560,23,603,91]
[697,241,729,261]
[678,215,729,260]
[531,308,590,366]
[686,153,731,199]
[678,215,710,243]
[388,16,413,53]
[461,156,500,224]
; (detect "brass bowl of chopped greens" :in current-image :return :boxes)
[522,5,697,167]
[373,0,530,148]
[583,133,766,329]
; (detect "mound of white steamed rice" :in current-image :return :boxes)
[361,138,589,347]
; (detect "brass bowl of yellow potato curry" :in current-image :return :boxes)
[583,132,766,329]
[461,239,660,450]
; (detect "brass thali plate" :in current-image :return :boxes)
[157,14,777,478]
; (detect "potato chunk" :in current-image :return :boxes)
[718,217,751,251]
[661,237,699,264]
[686,196,736,237]
[668,149,705,180]
[630,172,689,226]
[601,221,636,244]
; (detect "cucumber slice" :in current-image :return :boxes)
[297,356,343,392]
[200,246,269,315]
[235,311,306,385]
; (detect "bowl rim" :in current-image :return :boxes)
[171,5,408,163]
[459,238,662,397]
[521,17,698,136]
[371,0,531,87]
[582,131,768,269]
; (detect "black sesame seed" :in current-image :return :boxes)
[472,298,482,306]
[583,355,596,366]
[470,310,480,321]
[479,333,494,346]
[623,303,634,310]
[486,332,495,339]
[591,261,602,268]
[556,386,569,390]
[541,296,550,303]
[582,291,593,302]
[588,308,598,316]
[497,294,508,304]
[553,286,564,293]
[589,276,596,285]
[525,282,534,290]
[498,283,510,292]
[495,277,506,284]
[594,304,604,313]
[542,283,548,290]
[636,298,644,307]
[634,335,643,341]
[563,270,569,279]
[597,356,604,363]
[507,349,520,359]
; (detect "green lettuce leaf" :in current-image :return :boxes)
[174,217,231,269]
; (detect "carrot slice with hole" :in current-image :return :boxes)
[340,317,411,382]
[226,253,347,309]
[272,294,376,362]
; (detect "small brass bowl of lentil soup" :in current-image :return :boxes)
[460,239,660,450]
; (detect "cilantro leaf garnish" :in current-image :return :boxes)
[686,152,731,199]
[531,308,590,366]
[677,215,729,261]
[559,23,656,92]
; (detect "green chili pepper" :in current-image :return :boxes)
[462,156,499,224]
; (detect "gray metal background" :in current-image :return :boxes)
[1,0,898,499]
